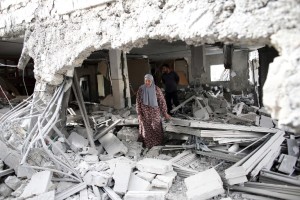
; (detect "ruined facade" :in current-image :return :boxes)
[1,0,300,132]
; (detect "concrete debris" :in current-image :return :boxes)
[68,131,89,150]
[99,131,128,156]
[0,183,13,197]
[0,81,299,200]
[127,173,151,191]
[21,170,53,198]
[136,158,173,175]
[4,175,21,190]
[185,168,224,200]
[113,162,132,195]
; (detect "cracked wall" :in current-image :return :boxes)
[0,0,300,132]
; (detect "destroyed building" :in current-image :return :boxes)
[0,0,300,200]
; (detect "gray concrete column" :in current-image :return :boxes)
[191,45,206,83]
[109,49,125,109]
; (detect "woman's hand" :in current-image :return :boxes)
[164,113,171,120]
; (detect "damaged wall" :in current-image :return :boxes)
[200,51,250,93]
[0,0,300,132]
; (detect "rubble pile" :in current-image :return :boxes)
[0,82,299,200]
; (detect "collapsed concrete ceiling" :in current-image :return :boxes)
[0,0,300,132]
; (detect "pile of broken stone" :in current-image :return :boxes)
[0,84,299,200]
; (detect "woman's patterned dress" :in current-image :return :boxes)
[136,86,168,148]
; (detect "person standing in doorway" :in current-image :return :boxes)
[136,74,171,148]
[161,64,180,114]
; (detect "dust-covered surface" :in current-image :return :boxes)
[1,0,300,131]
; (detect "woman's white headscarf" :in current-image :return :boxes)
[141,74,158,107]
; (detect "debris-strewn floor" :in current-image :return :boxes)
[0,84,299,200]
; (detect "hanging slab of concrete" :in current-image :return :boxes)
[124,191,166,200]
[136,158,173,175]
[128,173,151,191]
[113,162,132,195]
[27,190,55,200]
[99,131,128,155]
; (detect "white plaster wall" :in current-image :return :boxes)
[0,0,300,132]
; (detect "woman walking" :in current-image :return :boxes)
[136,74,171,148]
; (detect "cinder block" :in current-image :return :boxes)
[0,183,13,197]
[136,158,173,175]
[152,179,171,189]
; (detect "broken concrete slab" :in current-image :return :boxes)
[259,115,274,128]
[136,158,173,175]
[117,126,139,142]
[152,178,171,189]
[185,168,224,200]
[67,131,89,149]
[99,131,128,156]
[0,183,13,198]
[83,171,111,187]
[113,162,132,195]
[128,173,151,191]
[21,170,53,198]
[4,175,21,190]
[134,171,156,182]
[124,191,166,200]
[156,171,177,184]
[278,154,298,174]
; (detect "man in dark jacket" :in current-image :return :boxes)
[161,64,180,114]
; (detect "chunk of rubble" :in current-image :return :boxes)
[184,168,224,200]
[134,171,156,182]
[99,131,128,156]
[0,183,13,197]
[83,171,111,187]
[21,170,53,198]
[128,173,151,191]
[136,158,173,175]
[113,162,132,195]
[4,175,21,190]
[117,126,139,142]
[67,131,88,150]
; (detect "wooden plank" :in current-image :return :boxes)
[0,168,14,177]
